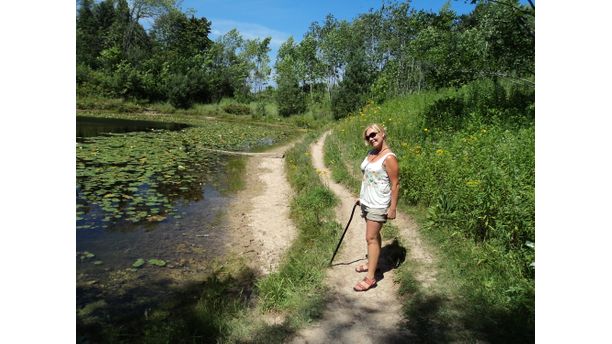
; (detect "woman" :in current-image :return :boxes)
[354,123,400,292]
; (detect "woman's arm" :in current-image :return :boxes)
[385,155,400,219]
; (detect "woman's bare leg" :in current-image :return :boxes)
[365,220,383,280]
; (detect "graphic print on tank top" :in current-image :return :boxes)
[360,152,396,209]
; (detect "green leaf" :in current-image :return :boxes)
[147,258,166,267]
[132,258,145,268]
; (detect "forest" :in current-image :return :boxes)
[77,0,534,115]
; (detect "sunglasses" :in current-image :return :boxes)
[365,132,378,140]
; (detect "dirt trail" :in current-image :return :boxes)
[224,130,438,342]
[226,138,300,275]
[289,130,439,343]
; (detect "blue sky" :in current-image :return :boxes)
[178,0,531,63]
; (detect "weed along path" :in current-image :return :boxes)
[291,130,439,343]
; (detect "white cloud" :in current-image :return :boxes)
[210,19,291,49]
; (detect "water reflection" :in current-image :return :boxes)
[77,116,190,140]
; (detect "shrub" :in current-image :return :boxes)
[255,102,266,117]
[331,53,376,120]
[276,80,307,117]
[423,96,466,130]
[222,103,252,116]
[166,73,194,109]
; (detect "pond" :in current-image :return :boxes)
[77,116,191,140]
[76,116,294,340]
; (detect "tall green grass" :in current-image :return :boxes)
[77,94,333,130]
[330,78,535,342]
[323,132,361,192]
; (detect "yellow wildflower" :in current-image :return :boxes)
[466,180,481,187]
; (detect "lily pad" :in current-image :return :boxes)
[78,300,107,317]
[146,214,166,222]
[148,259,166,267]
[132,258,145,268]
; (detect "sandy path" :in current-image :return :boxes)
[226,138,300,275]
[290,130,439,343]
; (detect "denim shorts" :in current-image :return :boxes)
[360,203,388,223]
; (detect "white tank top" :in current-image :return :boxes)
[359,152,396,209]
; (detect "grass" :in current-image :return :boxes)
[323,132,361,192]
[77,95,332,129]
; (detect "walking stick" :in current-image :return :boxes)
[329,201,359,266]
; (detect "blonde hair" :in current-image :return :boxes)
[363,123,386,145]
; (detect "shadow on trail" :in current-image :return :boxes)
[396,288,534,343]
[328,237,534,343]
[329,238,407,271]
[385,239,535,344]
[249,292,416,343]
[330,257,366,267]
[378,239,407,273]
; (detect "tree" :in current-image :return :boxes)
[150,10,212,69]
[275,37,307,116]
[243,37,272,93]
[76,0,99,67]
[331,51,376,119]
[373,1,424,96]
[470,0,535,76]
[309,15,353,99]
[297,34,325,102]
[123,0,177,54]
[204,29,253,102]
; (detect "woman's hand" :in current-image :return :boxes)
[386,208,396,220]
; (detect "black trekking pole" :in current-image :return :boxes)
[329,201,359,266]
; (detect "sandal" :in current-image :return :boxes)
[355,264,369,273]
[353,276,377,292]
